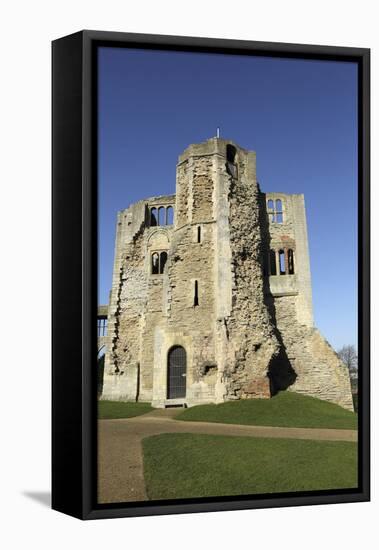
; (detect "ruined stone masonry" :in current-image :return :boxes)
[98,138,354,411]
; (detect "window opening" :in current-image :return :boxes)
[267,198,284,223]
[226,144,238,178]
[270,250,277,275]
[97,318,107,337]
[288,249,295,274]
[160,251,168,274]
[152,252,159,274]
[275,199,283,223]
[194,280,199,306]
[150,207,157,226]
[166,206,174,225]
[158,206,165,226]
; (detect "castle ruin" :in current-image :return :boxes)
[98,138,353,411]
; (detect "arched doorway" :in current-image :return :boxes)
[167,346,187,399]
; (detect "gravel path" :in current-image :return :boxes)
[97,409,357,504]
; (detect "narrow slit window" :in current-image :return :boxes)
[270,250,277,275]
[194,280,199,307]
[160,251,168,274]
[166,206,174,225]
[158,206,165,226]
[151,252,159,274]
[197,226,201,243]
[288,249,295,274]
[150,207,157,227]
[279,250,286,275]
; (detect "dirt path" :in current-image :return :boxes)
[97,410,357,504]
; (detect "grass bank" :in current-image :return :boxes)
[143,433,358,500]
[98,400,153,419]
[176,392,357,430]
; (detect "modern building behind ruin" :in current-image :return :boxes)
[98,137,353,411]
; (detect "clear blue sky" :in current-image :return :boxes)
[98,46,358,351]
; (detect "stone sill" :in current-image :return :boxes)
[267,274,299,297]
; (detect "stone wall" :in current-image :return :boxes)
[217,146,280,400]
[261,191,353,410]
[154,149,219,406]
[101,196,175,401]
[273,295,353,410]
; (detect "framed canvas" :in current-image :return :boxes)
[52,30,370,520]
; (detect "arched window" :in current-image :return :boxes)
[197,226,201,243]
[151,252,159,274]
[267,198,284,223]
[158,206,165,226]
[150,207,157,226]
[166,206,174,225]
[275,199,283,223]
[151,251,168,275]
[279,250,286,275]
[270,250,277,275]
[160,251,168,274]
[194,280,199,306]
[288,249,295,274]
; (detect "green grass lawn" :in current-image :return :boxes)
[175,391,357,430]
[98,400,153,419]
[143,433,358,500]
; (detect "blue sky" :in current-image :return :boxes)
[98,47,358,351]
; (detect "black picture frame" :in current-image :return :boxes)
[52,30,370,520]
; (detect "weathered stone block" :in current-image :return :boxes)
[244,377,271,399]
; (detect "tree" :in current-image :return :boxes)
[337,345,358,380]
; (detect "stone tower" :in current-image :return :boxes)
[100,137,353,411]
